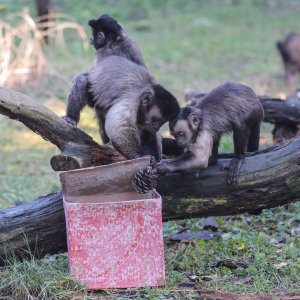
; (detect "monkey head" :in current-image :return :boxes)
[88,14,124,50]
[138,85,180,133]
[272,123,299,144]
[170,106,203,149]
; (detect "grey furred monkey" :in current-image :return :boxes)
[63,14,146,143]
[66,55,180,160]
[154,82,264,184]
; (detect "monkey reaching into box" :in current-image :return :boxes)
[154,82,264,185]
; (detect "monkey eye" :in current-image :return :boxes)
[97,32,105,40]
[152,117,164,126]
[152,117,161,122]
[177,132,184,137]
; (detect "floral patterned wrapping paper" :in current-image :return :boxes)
[63,191,165,289]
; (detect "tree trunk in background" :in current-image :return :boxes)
[35,0,52,44]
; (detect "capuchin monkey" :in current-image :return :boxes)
[272,123,300,144]
[154,82,264,184]
[63,14,146,143]
[66,55,180,161]
[277,32,300,84]
[88,14,146,66]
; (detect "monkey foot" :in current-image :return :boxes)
[50,154,81,171]
[62,116,77,128]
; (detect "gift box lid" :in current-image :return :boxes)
[59,157,151,198]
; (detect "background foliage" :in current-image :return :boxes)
[0,0,299,298]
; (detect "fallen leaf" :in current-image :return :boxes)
[203,217,218,231]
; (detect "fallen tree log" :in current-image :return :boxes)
[1,137,300,264]
[260,96,300,125]
[0,87,300,263]
[0,87,125,171]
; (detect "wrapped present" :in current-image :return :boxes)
[60,157,165,289]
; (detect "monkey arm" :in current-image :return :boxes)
[155,132,213,174]
[140,130,162,161]
[105,102,142,159]
[64,73,90,124]
[155,132,163,160]
[155,150,210,174]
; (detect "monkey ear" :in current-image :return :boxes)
[119,28,127,40]
[88,19,96,27]
[188,109,202,130]
[141,91,154,110]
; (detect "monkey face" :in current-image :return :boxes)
[171,119,193,149]
[138,86,179,133]
[88,14,123,50]
[170,107,203,149]
[143,105,167,133]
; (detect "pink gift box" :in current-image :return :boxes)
[60,158,165,289]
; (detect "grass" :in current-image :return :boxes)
[0,253,87,299]
[164,203,300,295]
[0,0,300,299]
[1,204,299,299]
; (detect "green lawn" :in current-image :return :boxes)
[0,0,299,299]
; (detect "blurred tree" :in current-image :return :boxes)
[35,0,53,44]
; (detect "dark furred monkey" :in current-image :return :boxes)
[155,82,264,184]
[66,55,179,161]
[63,14,146,143]
[277,32,300,84]
[88,14,146,66]
[88,56,180,160]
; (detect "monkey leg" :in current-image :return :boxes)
[140,130,162,161]
[285,64,297,85]
[208,138,220,165]
[62,116,77,128]
[247,121,261,152]
[96,110,110,144]
[226,128,249,185]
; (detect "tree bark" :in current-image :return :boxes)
[0,192,67,265]
[0,87,125,170]
[259,96,300,125]
[0,87,300,263]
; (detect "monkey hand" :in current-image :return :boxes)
[153,160,174,175]
[62,116,77,128]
